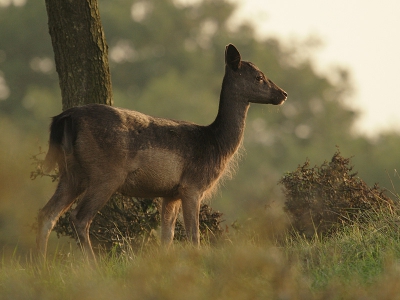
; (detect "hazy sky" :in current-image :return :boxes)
[232,0,400,136]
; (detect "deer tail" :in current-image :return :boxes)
[43,112,75,173]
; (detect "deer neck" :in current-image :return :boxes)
[209,78,250,157]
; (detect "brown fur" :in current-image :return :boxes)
[37,44,287,260]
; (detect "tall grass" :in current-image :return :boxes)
[2,209,400,300]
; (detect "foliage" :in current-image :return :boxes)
[280,149,394,237]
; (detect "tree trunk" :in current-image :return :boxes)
[45,0,113,110]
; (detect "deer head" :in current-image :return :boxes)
[225,44,287,105]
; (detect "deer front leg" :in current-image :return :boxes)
[181,196,201,246]
[160,198,181,246]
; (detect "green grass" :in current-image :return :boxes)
[2,209,400,300]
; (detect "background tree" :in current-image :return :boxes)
[45,0,112,109]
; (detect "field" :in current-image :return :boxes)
[2,208,400,300]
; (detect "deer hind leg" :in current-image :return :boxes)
[181,194,202,246]
[160,198,181,246]
[69,184,117,261]
[37,177,82,259]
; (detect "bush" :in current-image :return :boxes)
[53,194,224,252]
[53,194,160,252]
[280,149,394,237]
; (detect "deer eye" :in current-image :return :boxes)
[256,75,264,82]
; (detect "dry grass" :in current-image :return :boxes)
[2,208,400,300]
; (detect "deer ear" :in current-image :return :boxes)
[225,44,241,71]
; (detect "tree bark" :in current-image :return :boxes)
[45,0,113,110]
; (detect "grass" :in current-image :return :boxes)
[2,209,400,300]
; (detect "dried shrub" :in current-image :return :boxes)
[174,204,224,243]
[279,149,394,237]
[54,194,161,252]
[31,150,224,252]
[30,148,58,182]
[54,195,224,252]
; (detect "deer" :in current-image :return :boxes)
[36,44,287,261]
